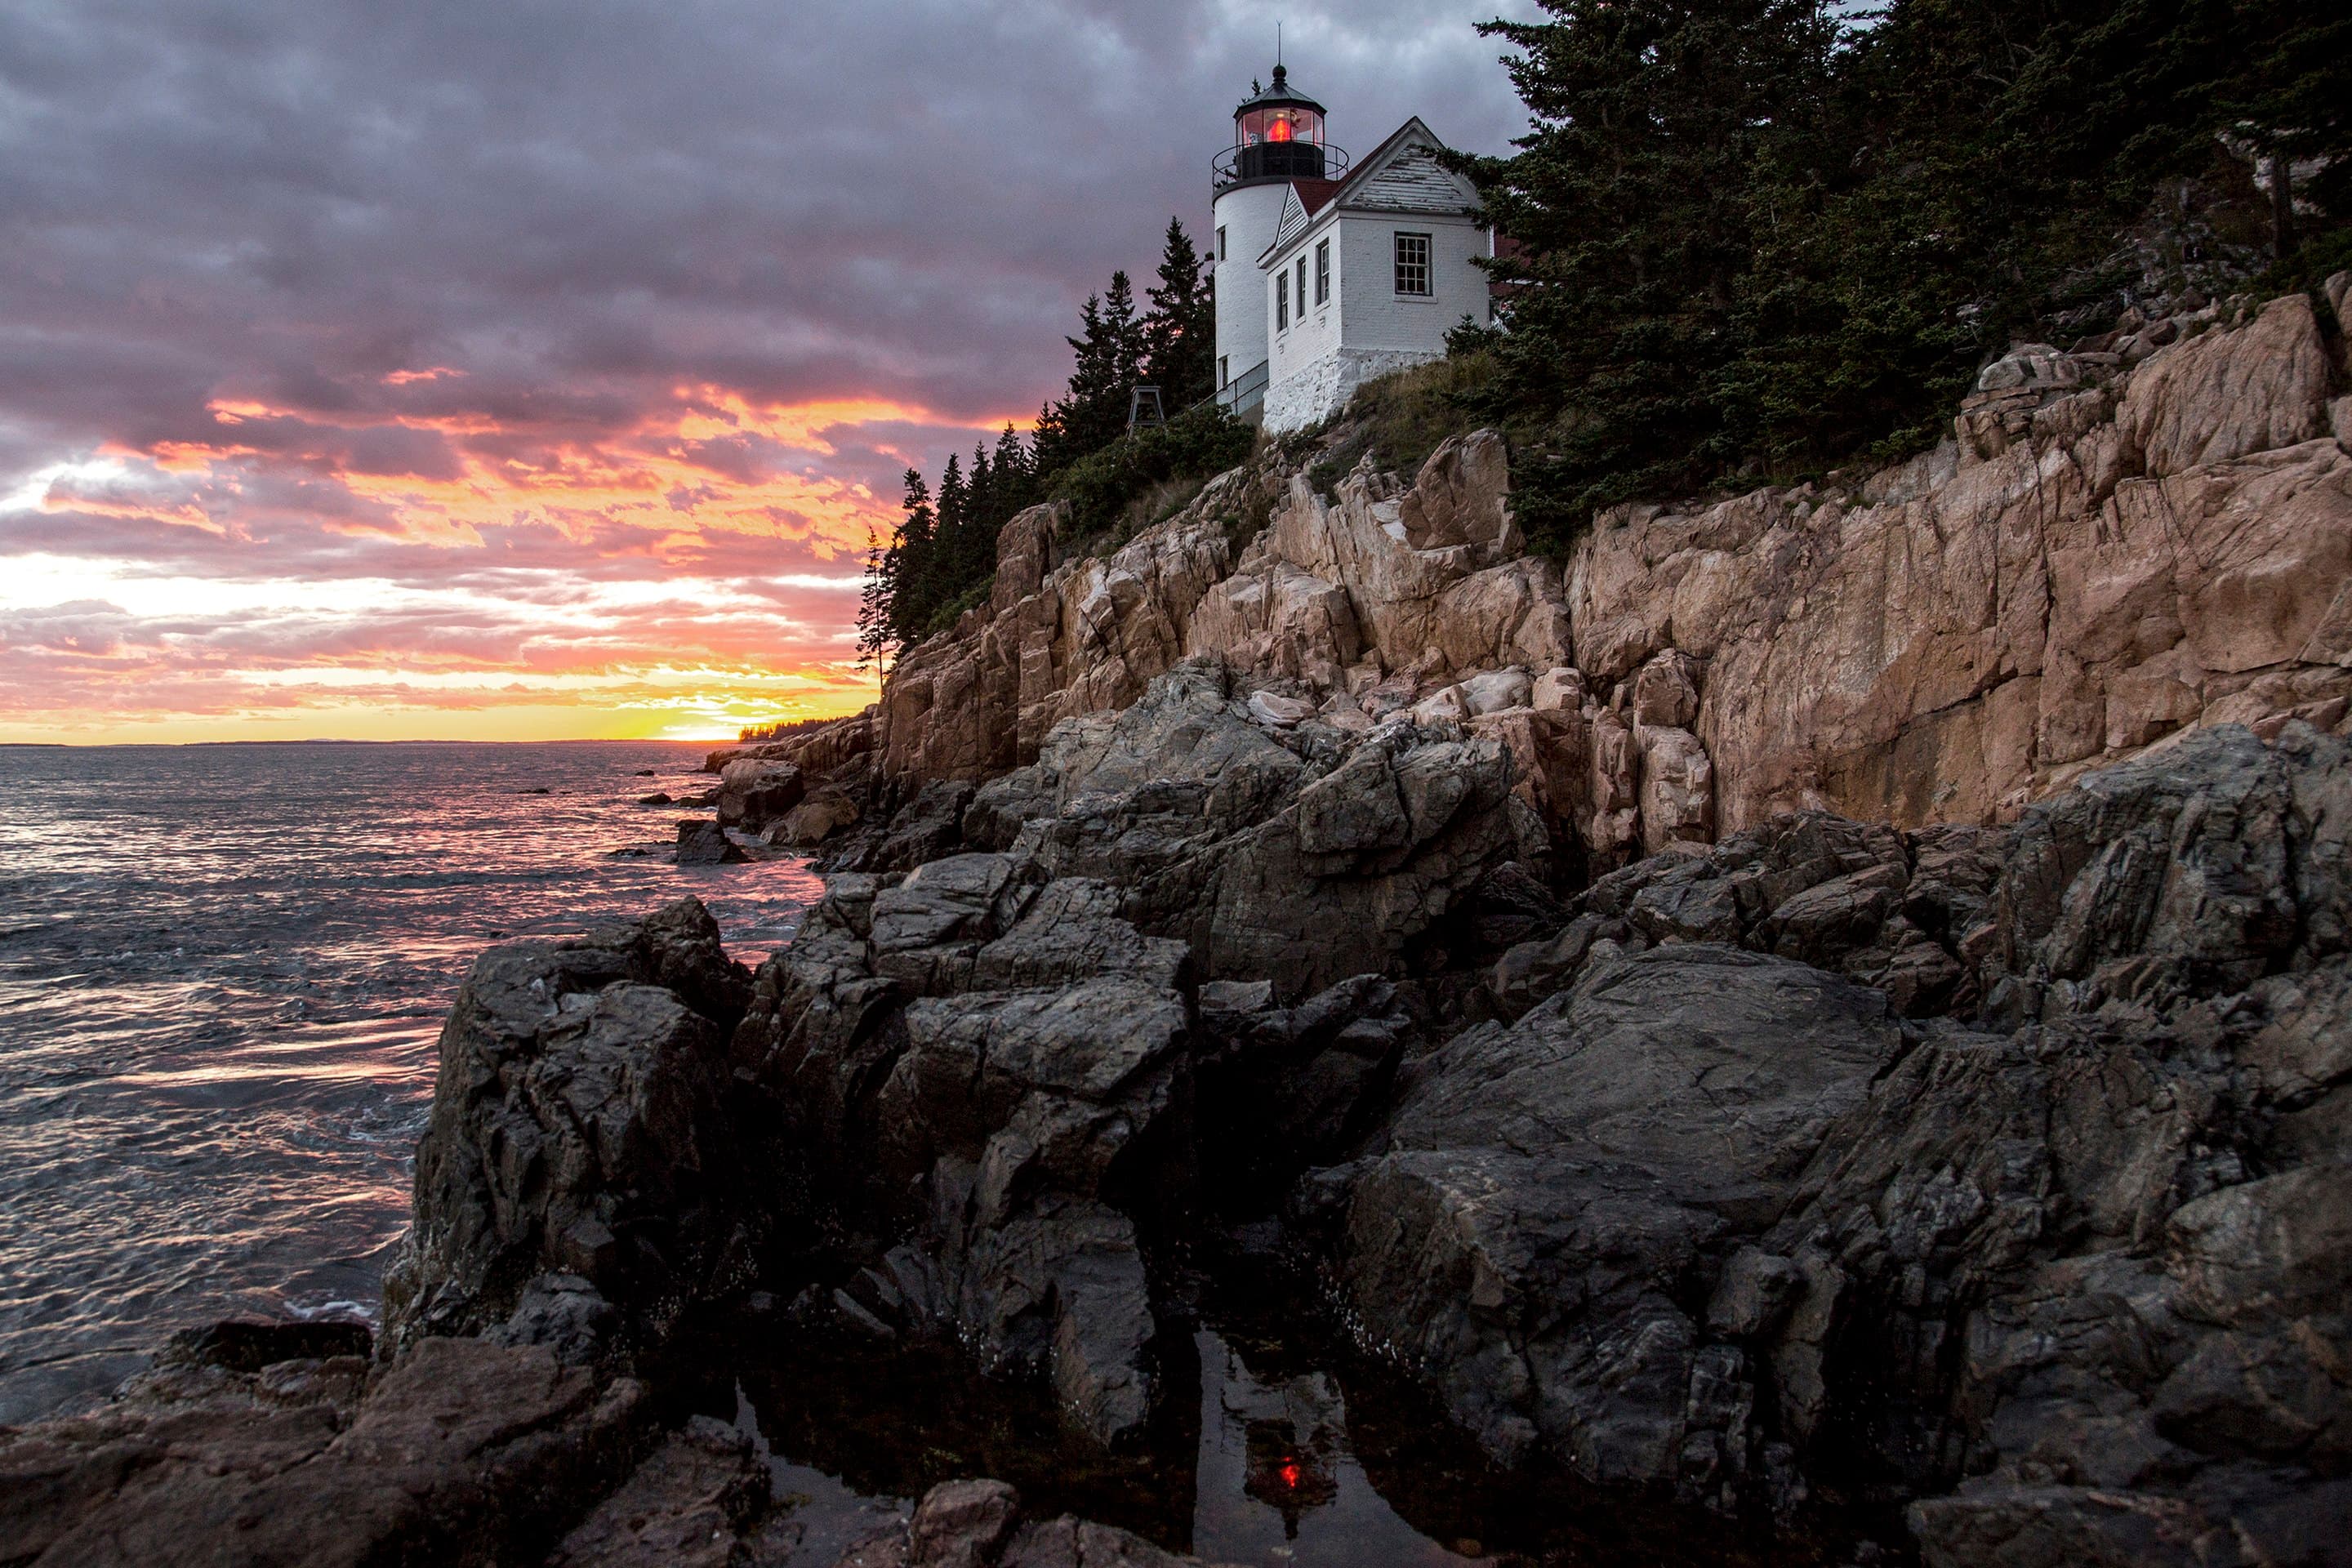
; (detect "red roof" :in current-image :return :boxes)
[1291,177,1343,217]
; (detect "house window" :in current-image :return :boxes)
[1216,225,1226,261]
[1314,239,1330,306]
[1276,270,1288,330]
[1394,232,1432,296]
[1218,355,1229,388]
[1296,259,1307,320]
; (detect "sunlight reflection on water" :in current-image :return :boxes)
[0,739,820,1423]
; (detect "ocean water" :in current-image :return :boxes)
[0,739,821,1425]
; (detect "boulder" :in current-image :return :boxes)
[0,1335,652,1568]
[715,757,804,829]
[732,862,1196,1446]
[544,1415,782,1568]
[768,786,862,847]
[1011,660,1534,996]
[1315,945,1902,1486]
[675,819,743,865]
[381,899,754,1352]
[833,1479,1238,1568]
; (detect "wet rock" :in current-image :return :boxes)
[636,791,675,805]
[381,899,755,1352]
[716,758,804,831]
[768,786,862,848]
[545,1415,776,1568]
[1319,945,1902,1483]
[0,1336,652,1568]
[734,867,1194,1447]
[1014,660,1531,996]
[677,819,745,865]
[156,1318,372,1374]
[1197,972,1425,1184]
[834,1479,1237,1568]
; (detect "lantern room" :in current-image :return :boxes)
[1221,65,1333,185]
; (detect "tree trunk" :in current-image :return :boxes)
[2267,152,2297,259]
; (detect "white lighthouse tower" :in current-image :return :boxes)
[1210,65,1344,416]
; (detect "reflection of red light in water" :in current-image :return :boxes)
[1280,1460,1302,1488]
[1268,117,1293,143]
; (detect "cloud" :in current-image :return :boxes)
[0,0,1532,741]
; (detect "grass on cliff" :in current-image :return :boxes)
[1051,403,1258,559]
[1303,350,1502,500]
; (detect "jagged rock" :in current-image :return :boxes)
[868,853,1044,994]
[1011,661,1534,996]
[1316,945,1903,1483]
[768,786,862,847]
[1635,724,1714,852]
[875,493,1237,784]
[0,1336,652,1568]
[1267,434,1570,679]
[1196,972,1425,1187]
[381,899,754,1352]
[827,778,976,873]
[1306,725,2351,1550]
[545,1415,777,1568]
[1566,293,2352,836]
[716,758,804,829]
[835,1479,1237,1568]
[676,819,744,865]
[732,863,1194,1446]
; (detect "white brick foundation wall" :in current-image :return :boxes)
[1262,346,1443,434]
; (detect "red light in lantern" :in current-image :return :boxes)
[1280,1461,1302,1488]
[1267,117,1293,143]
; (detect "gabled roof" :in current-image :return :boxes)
[1254,117,1480,268]
[1293,177,1343,218]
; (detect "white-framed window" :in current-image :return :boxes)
[1314,239,1330,306]
[1394,231,1432,296]
[1276,270,1289,330]
[1216,225,1226,261]
[1218,355,1229,388]
[1295,259,1307,320]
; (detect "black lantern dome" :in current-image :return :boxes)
[1224,65,1330,185]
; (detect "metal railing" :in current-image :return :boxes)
[1212,141,1351,189]
[1209,359,1270,417]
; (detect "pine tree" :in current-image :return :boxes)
[993,424,1035,519]
[854,525,893,672]
[870,466,934,651]
[1142,218,1215,412]
[961,443,996,583]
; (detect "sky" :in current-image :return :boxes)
[0,0,1535,743]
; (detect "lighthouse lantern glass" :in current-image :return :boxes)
[1238,106,1323,149]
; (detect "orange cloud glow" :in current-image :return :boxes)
[1,382,1018,743]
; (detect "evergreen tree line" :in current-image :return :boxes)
[857,219,1221,663]
[1454,0,2351,550]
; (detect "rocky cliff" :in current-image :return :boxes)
[825,281,2352,879]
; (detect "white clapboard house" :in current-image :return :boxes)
[1209,65,1492,433]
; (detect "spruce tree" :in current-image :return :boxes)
[1142,218,1215,411]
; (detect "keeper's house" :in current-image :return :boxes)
[1209,65,1493,434]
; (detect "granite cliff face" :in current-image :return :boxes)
[846,283,2352,875]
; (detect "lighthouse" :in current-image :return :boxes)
[1210,65,1346,414]
[1209,61,1494,432]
